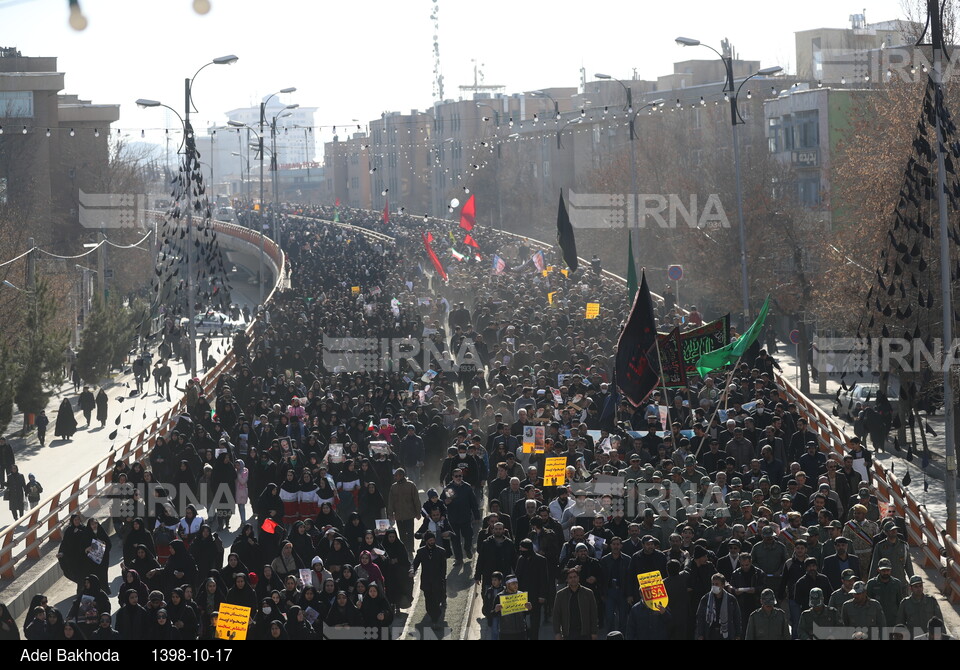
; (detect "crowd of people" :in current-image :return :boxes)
[5,202,951,641]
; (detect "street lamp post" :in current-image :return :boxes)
[676,37,781,329]
[595,73,644,266]
[228,119,266,307]
[530,91,562,123]
[477,103,504,230]
[258,88,296,244]
[271,106,297,224]
[136,53,237,379]
[230,151,251,202]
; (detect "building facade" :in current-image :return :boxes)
[0,47,118,248]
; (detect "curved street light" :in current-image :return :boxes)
[676,36,783,328]
[257,89,297,244]
[593,74,633,113]
[531,90,562,121]
[228,119,269,307]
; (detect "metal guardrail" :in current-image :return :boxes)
[776,373,960,603]
[0,217,287,580]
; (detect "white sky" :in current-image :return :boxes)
[0,0,911,149]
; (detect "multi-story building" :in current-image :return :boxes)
[0,47,118,247]
[368,110,432,217]
[324,132,372,209]
[225,98,317,165]
[795,14,921,85]
[764,84,868,228]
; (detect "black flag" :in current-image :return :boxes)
[556,192,578,273]
[615,271,661,407]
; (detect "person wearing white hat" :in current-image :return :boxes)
[493,574,531,641]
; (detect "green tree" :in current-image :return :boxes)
[14,278,68,417]
[76,294,136,382]
[0,344,15,434]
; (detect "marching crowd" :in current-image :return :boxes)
[3,203,950,642]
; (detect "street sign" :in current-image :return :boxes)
[789,329,801,345]
[667,265,683,281]
[104,269,114,279]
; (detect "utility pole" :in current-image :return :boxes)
[258,102,266,308]
[184,77,197,379]
[97,229,106,301]
[25,236,35,291]
[930,0,957,538]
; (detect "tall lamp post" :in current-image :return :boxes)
[258,88,296,243]
[228,119,267,307]
[231,150,251,202]
[477,102,504,229]
[595,73,661,267]
[270,106,297,219]
[676,36,781,329]
[136,53,238,378]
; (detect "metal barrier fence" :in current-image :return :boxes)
[0,217,286,580]
[776,373,960,603]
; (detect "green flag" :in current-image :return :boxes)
[333,209,340,223]
[626,231,638,300]
[695,296,770,377]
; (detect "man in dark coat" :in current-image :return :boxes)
[515,538,550,640]
[629,535,668,603]
[822,537,860,589]
[78,386,96,427]
[474,522,515,589]
[411,531,448,623]
[443,469,480,561]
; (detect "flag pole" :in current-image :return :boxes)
[696,353,745,459]
[655,336,672,432]
[647,267,672,433]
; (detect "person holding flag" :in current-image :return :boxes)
[556,192,578,273]
[615,270,661,410]
[532,250,546,273]
[422,232,448,282]
[695,297,770,378]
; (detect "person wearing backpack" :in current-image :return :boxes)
[25,474,43,510]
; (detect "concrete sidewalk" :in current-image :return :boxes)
[0,331,235,533]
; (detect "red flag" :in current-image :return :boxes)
[426,231,434,244]
[422,232,448,282]
[382,197,390,224]
[459,194,476,231]
[335,197,340,207]
[261,518,279,534]
[463,234,480,249]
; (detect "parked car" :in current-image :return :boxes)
[835,381,899,420]
[180,310,244,335]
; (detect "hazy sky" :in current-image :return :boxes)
[0,0,912,149]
